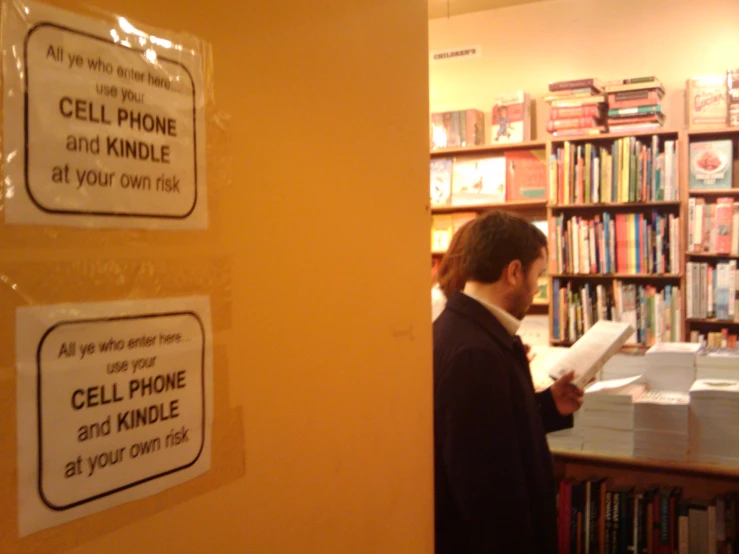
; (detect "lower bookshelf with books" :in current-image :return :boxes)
[553,452,739,554]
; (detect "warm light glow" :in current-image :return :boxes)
[150,35,173,49]
[431,125,448,149]
[117,16,144,37]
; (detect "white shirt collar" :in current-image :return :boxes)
[461,289,521,336]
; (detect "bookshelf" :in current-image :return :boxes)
[430,199,545,215]
[429,127,739,345]
[683,128,739,344]
[429,127,739,493]
[429,140,549,304]
[550,200,681,211]
[553,448,739,480]
[429,139,547,158]
[546,129,683,347]
[552,450,739,500]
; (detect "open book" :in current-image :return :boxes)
[548,320,636,389]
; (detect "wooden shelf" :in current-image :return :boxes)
[548,129,680,144]
[550,201,680,211]
[686,127,739,139]
[687,318,739,325]
[431,200,547,214]
[429,140,546,158]
[552,449,739,479]
[688,188,739,197]
[686,252,739,260]
[551,273,681,280]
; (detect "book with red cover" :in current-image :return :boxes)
[716,197,734,254]
[546,117,601,132]
[505,149,547,201]
[549,104,603,120]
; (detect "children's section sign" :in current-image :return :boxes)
[16,297,213,536]
[2,0,207,228]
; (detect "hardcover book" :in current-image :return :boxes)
[505,150,547,201]
[548,320,636,388]
[430,109,485,150]
[491,91,531,143]
[686,76,728,129]
[429,157,453,206]
[689,140,733,189]
[451,156,506,205]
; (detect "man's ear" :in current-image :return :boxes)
[506,259,523,285]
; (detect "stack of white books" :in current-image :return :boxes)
[696,349,739,381]
[582,376,646,456]
[600,352,648,381]
[689,379,739,466]
[644,342,701,392]
[633,390,690,462]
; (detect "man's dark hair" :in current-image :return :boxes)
[461,210,547,283]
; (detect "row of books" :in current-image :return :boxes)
[552,212,680,276]
[429,109,485,150]
[688,198,739,255]
[686,261,739,321]
[551,280,682,346]
[549,137,679,205]
[556,479,737,554]
[546,76,666,138]
[430,72,739,150]
[691,329,739,349]
[430,93,531,149]
[429,150,547,207]
[605,78,665,135]
[545,78,607,137]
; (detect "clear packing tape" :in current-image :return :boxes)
[0,2,242,543]
[0,0,232,235]
[0,0,233,321]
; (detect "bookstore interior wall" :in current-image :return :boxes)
[429,0,739,141]
[0,0,433,553]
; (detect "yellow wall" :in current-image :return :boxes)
[429,0,739,139]
[0,0,434,552]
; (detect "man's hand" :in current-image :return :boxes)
[524,342,536,363]
[550,370,584,416]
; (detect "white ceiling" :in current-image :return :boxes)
[428,0,554,19]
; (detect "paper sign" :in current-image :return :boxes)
[429,45,482,63]
[16,297,213,536]
[2,0,207,228]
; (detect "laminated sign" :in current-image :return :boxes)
[2,0,208,228]
[16,297,214,536]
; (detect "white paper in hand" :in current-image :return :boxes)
[548,320,635,389]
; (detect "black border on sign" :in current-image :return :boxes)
[36,311,206,511]
[23,22,199,219]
